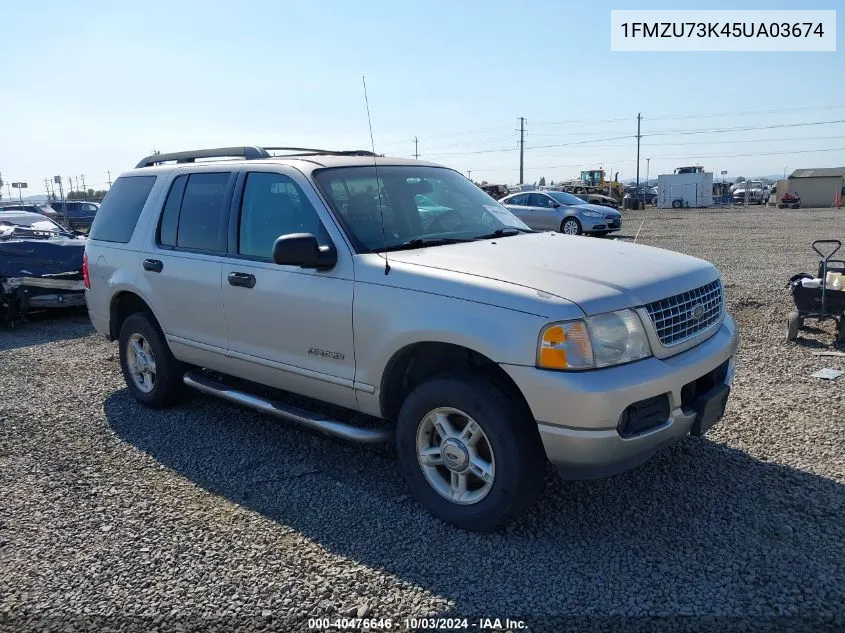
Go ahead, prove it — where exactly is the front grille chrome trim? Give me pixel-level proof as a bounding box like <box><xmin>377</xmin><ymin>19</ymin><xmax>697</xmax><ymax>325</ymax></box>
<box><xmin>644</xmin><ymin>279</ymin><xmax>724</xmax><ymax>347</ymax></box>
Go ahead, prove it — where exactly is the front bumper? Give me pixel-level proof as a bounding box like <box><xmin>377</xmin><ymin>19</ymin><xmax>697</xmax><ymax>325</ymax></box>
<box><xmin>502</xmin><ymin>314</ymin><xmax>739</xmax><ymax>479</ymax></box>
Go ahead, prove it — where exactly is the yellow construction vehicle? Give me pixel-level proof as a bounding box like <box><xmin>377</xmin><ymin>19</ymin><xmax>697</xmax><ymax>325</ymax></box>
<box><xmin>578</xmin><ymin>169</ymin><xmax>625</xmax><ymax>203</ymax></box>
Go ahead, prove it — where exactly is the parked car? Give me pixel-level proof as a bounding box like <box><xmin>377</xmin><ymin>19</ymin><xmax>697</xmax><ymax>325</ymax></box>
<box><xmin>0</xmin><ymin>202</ymin><xmax>58</xmax><ymax>218</ymax></box>
<box><xmin>732</xmin><ymin>181</ymin><xmax>767</xmax><ymax>205</ymax></box>
<box><xmin>573</xmin><ymin>193</ymin><xmax>620</xmax><ymax>209</ymax></box>
<box><xmin>501</xmin><ymin>190</ymin><xmax>622</xmax><ymax>235</ymax></box>
<box><xmin>623</xmin><ymin>188</ymin><xmax>657</xmax><ymax>210</ymax></box>
<box><xmin>49</xmin><ymin>201</ymin><xmax>99</xmax><ymax>232</ymax></box>
<box><xmin>0</xmin><ymin>210</ymin><xmax>86</xmax><ymax>324</ymax></box>
<box><xmin>85</xmin><ymin>146</ymin><xmax>738</xmax><ymax>531</ymax></box>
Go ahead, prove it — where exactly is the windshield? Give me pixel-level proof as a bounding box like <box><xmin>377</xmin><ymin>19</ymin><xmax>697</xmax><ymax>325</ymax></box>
<box><xmin>314</xmin><ymin>166</ymin><xmax>530</xmax><ymax>252</ymax></box>
<box><xmin>547</xmin><ymin>191</ymin><xmax>586</xmax><ymax>206</ymax></box>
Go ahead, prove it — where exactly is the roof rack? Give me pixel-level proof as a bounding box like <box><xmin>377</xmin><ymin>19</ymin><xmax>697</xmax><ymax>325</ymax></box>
<box><xmin>135</xmin><ymin>146</ymin><xmax>379</xmax><ymax>168</ymax></box>
<box><xmin>135</xmin><ymin>146</ymin><xmax>270</xmax><ymax>168</ymax></box>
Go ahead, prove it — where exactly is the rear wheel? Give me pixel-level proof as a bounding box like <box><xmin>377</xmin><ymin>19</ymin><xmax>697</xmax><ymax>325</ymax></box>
<box><xmin>395</xmin><ymin>373</ymin><xmax>546</xmax><ymax>531</ymax></box>
<box><xmin>787</xmin><ymin>311</ymin><xmax>800</xmax><ymax>342</ymax></box>
<box><xmin>119</xmin><ymin>313</ymin><xmax>188</xmax><ymax>408</ymax></box>
<box><xmin>560</xmin><ymin>218</ymin><xmax>582</xmax><ymax>236</ymax></box>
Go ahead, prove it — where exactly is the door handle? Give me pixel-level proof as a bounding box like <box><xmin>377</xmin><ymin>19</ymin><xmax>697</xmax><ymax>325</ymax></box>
<box><xmin>227</xmin><ymin>271</ymin><xmax>256</xmax><ymax>288</ymax></box>
<box><xmin>143</xmin><ymin>259</ymin><xmax>163</xmax><ymax>273</ymax></box>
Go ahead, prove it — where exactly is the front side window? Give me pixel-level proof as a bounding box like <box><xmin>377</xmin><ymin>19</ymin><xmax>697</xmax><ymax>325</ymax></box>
<box><xmin>506</xmin><ymin>193</ymin><xmax>529</xmax><ymax>206</ymax></box>
<box><xmin>528</xmin><ymin>193</ymin><xmax>553</xmax><ymax>208</ymax></box>
<box><xmin>238</xmin><ymin>172</ymin><xmax>329</xmax><ymax>259</ymax></box>
<box><xmin>314</xmin><ymin>166</ymin><xmax>529</xmax><ymax>252</ymax></box>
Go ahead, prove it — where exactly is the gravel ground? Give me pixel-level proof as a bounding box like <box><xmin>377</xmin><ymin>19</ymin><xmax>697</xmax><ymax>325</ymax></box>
<box><xmin>1</xmin><ymin>207</ymin><xmax>844</xmax><ymax>633</ymax></box>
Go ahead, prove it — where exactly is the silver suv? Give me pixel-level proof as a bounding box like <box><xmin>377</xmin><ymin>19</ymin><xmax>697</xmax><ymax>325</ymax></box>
<box><xmin>84</xmin><ymin>146</ymin><xmax>738</xmax><ymax>531</ymax></box>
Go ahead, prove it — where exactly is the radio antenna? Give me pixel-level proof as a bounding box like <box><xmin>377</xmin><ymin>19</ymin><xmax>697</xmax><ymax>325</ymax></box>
<box><xmin>362</xmin><ymin>76</ymin><xmax>390</xmax><ymax>275</ymax></box>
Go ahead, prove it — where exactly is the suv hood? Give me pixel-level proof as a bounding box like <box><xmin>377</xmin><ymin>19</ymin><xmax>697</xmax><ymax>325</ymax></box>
<box><xmin>385</xmin><ymin>232</ymin><xmax>717</xmax><ymax>316</ymax></box>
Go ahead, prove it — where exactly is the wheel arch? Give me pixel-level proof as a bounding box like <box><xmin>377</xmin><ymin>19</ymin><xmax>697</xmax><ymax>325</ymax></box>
<box><xmin>379</xmin><ymin>341</ymin><xmax>533</xmax><ymax>423</ymax></box>
<box><xmin>109</xmin><ymin>290</ymin><xmax>164</xmax><ymax>340</ymax></box>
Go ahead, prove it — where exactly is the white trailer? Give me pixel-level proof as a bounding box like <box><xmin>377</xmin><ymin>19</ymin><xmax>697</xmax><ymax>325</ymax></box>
<box><xmin>657</xmin><ymin>166</ymin><xmax>714</xmax><ymax>208</ymax></box>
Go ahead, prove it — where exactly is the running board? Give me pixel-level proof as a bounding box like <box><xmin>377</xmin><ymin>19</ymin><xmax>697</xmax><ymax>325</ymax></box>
<box><xmin>182</xmin><ymin>370</ymin><xmax>392</xmax><ymax>444</ymax></box>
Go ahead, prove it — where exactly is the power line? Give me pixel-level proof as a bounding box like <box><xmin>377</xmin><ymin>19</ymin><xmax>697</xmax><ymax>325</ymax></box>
<box><xmin>647</xmin><ymin>119</ymin><xmax>845</xmax><ymax>137</ymax></box>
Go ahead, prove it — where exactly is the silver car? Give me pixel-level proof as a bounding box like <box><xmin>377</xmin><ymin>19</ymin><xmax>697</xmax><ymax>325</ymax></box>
<box><xmin>84</xmin><ymin>147</ymin><xmax>736</xmax><ymax>532</ymax></box>
<box><xmin>501</xmin><ymin>191</ymin><xmax>622</xmax><ymax>236</ymax></box>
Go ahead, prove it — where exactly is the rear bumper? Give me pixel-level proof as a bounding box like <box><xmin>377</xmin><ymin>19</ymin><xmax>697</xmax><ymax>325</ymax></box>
<box><xmin>502</xmin><ymin>315</ymin><xmax>739</xmax><ymax>479</ymax></box>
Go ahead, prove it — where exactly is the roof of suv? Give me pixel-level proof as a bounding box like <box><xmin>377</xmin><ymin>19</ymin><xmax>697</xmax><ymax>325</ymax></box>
<box><xmin>122</xmin><ymin>146</ymin><xmax>443</xmax><ymax>179</ymax></box>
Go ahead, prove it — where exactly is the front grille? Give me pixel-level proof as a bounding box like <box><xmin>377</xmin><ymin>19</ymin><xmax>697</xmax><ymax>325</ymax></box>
<box><xmin>645</xmin><ymin>279</ymin><xmax>723</xmax><ymax>346</ymax></box>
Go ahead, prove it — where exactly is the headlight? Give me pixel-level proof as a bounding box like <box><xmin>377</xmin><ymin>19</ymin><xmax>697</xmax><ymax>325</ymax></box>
<box><xmin>537</xmin><ymin>309</ymin><xmax>652</xmax><ymax>370</ymax></box>
<box><xmin>581</xmin><ymin>210</ymin><xmax>603</xmax><ymax>218</ymax></box>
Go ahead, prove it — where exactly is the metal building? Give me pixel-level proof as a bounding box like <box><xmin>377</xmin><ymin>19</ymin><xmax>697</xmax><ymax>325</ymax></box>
<box><xmin>787</xmin><ymin>167</ymin><xmax>845</xmax><ymax>208</ymax></box>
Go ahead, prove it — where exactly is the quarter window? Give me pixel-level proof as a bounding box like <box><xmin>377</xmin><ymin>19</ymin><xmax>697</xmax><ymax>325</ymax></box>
<box><xmin>88</xmin><ymin>176</ymin><xmax>156</xmax><ymax>243</ymax></box>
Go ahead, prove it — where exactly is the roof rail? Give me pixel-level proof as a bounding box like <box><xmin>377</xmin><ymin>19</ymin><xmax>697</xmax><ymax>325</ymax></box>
<box><xmin>135</xmin><ymin>146</ymin><xmax>271</xmax><ymax>168</ymax></box>
<box><xmin>262</xmin><ymin>147</ymin><xmax>379</xmax><ymax>157</ymax></box>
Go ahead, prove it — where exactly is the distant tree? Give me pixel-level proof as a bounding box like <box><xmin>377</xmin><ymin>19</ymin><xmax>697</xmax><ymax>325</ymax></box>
<box><xmin>735</xmin><ymin>177</ymin><xmax>746</xmax><ymax>183</ymax></box>
<box><xmin>481</xmin><ymin>180</ymin><xmax>488</xmax><ymax>186</ymax></box>
<box><xmin>550</xmin><ymin>180</ymin><xmax>555</xmax><ymax>186</ymax></box>
<box><xmin>539</xmin><ymin>176</ymin><xmax>546</xmax><ymax>187</ymax></box>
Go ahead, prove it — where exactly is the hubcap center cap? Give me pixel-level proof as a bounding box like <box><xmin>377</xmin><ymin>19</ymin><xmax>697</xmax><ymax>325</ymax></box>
<box><xmin>440</xmin><ymin>438</ymin><xmax>469</xmax><ymax>472</ymax></box>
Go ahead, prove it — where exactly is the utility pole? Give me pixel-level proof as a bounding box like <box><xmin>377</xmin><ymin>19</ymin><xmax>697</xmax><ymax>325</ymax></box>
<box><xmin>413</xmin><ymin>137</ymin><xmax>419</xmax><ymax>160</ymax></box>
<box><xmin>68</xmin><ymin>176</ymin><xmax>73</xmax><ymax>200</ymax></box>
<box><xmin>80</xmin><ymin>174</ymin><xmax>86</xmax><ymax>196</ymax></box>
<box><xmin>646</xmin><ymin>158</ymin><xmax>650</xmax><ymax>187</ymax></box>
<box><xmin>467</xmin><ymin>170</ymin><xmax>472</xmax><ymax>182</ymax></box>
<box><xmin>635</xmin><ymin>113</ymin><xmax>642</xmax><ymax>195</ymax></box>
<box><xmin>518</xmin><ymin>116</ymin><xmax>526</xmax><ymax>185</ymax></box>
<box><xmin>107</xmin><ymin>170</ymin><xmax>112</xmax><ymax>187</ymax></box>
<box><xmin>43</xmin><ymin>178</ymin><xmax>50</xmax><ymax>201</ymax></box>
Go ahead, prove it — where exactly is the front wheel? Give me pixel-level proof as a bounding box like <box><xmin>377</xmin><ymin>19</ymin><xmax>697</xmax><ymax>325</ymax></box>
<box><xmin>395</xmin><ymin>373</ymin><xmax>546</xmax><ymax>531</ymax></box>
<box><xmin>560</xmin><ymin>217</ymin><xmax>582</xmax><ymax>235</ymax></box>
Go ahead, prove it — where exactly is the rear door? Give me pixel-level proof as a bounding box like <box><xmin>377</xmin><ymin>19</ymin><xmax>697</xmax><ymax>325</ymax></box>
<box><xmin>220</xmin><ymin>167</ymin><xmax>357</xmax><ymax>408</ymax></box>
<box><xmin>503</xmin><ymin>193</ymin><xmax>537</xmax><ymax>228</ymax></box>
<box><xmin>138</xmin><ymin>170</ymin><xmax>233</xmax><ymax>368</ymax></box>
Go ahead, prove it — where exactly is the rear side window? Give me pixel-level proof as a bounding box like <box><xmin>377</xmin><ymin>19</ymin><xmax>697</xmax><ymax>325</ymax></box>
<box><xmin>156</xmin><ymin>172</ymin><xmax>230</xmax><ymax>253</ymax></box>
<box><xmin>88</xmin><ymin>176</ymin><xmax>156</xmax><ymax>243</ymax></box>
<box><xmin>158</xmin><ymin>175</ymin><xmax>187</xmax><ymax>247</ymax></box>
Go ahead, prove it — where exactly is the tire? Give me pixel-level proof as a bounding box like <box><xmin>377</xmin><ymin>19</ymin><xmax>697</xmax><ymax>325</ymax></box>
<box><xmin>787</xmin><ymin>311</ymin><xmax>800</xmax><ymax>342</ymax></box>
<box><xmin>395</xmin><ymin>372</ymin><xmax>546</xmax><ymax>532</ymax></box>
<box><xmin>560</xmin><ymin>217</ymin><xmax>582</xmax><ymax>236</ymax></box>
<box><xmin>118</xmin><ymin>312</ymin><xmax>188</xmax><ymax>408</ymax></box>
<box><xmin>671</xmin><ymin>199</ymin><xmax>683</xmax><ymax>209</ymax></box>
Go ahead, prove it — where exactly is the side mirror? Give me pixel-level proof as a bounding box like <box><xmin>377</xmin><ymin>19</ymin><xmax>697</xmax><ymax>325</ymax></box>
<box><xmin>272</xmin><ymin>233</ymin><xmax>337</xmax><ymax>271</ymax></box>
<box><xmin>551</xmin><ymin>201</ymin><xmax>561</xmax><ymax>208</ymax></box>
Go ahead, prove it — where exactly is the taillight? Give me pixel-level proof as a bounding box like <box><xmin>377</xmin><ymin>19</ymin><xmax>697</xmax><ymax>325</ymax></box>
<box><xmin>82</xmin><ymin>252</ymin><xmax>90</xmax><ymax>289</ymax></box>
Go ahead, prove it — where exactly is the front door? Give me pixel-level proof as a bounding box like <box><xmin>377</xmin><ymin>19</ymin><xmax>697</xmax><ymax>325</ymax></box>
<box><xmin>527</xmin><ymin>193</ymin><xmax>560</xmax><ymax>231</ymax></box>
<box><xmin>220</xmin><ymin>169</ymin><xmax>357</xmax><ymax>409</ymax></box>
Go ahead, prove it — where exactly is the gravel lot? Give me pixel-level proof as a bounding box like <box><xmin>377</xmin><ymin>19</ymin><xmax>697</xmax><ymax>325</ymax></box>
<box><xmin>2</xmin><ymin>207</ymin><xmax>844</xmax><ymax>633</ymax></box>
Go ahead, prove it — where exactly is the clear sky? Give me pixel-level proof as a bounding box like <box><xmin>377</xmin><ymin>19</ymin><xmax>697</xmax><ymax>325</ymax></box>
<box><xmin>1</xmin><ymin>0</ymin><xmax>843</xmax><ymax>196</ymax></box>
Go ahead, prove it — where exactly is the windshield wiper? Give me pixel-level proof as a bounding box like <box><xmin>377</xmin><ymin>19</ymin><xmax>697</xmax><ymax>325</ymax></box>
<box><xmin>377</xmin><ymin>237</ymin><xmax>474</xmax><ymax>253</ymax></box>
<box><xmin>473</xmin><ymin>227</ymin><xmax>535</xmax><ymax>240</ymax></box>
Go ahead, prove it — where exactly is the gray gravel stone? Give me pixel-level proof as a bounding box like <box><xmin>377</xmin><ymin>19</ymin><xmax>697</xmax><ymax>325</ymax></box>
<box><xmin>1</xmin><ymin>208</ymin><xmax>844</xmax><ymax>633</ymax></box>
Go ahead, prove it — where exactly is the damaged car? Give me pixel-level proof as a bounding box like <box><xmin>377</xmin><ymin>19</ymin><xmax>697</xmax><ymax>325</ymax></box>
<box><xmin>0</xmin><ymin>210</ymin><xmax>87</xmax><ymax>325</ymax></box>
